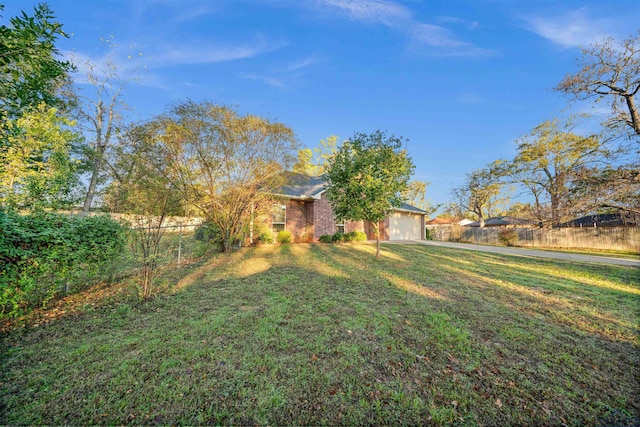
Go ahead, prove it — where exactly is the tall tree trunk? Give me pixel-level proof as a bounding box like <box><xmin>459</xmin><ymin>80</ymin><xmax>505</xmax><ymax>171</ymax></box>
<box><xmin>82</xmin><ymin>152</ymin><xmax>102</xmax><ymax>213</ymax></box>
<box><xmin>625</xmin><ymin>94</ymin><xmax>640</xmax><ymax>136</ymax></box>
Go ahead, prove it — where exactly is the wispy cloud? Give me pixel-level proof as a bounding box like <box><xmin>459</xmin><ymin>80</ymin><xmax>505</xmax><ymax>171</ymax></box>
<box><xmin>522</xmin><ymin>8</ymin><xmax>613</xmax><ymax>48</ymax></box>
<box><xmin>280</xmin><ymin>56</ymin><xmax>318</xmax><ymax>72</ymax></box>
<box><xmin>148</xmin><ymin>38</ymin><xmax>287</xmax><ymax>67</ymax></box>
<box><xmin>64</xmin><ymin>35</ymin><xmax>287</xmax><ymax>90</ymax></box>
<box><xmin>457</xmin><ymin>92</ymin><xmax>484</xmax><ymax>104</ymax></box>
<box><xmin>240</xmin><ymin>73</ymin><xmax>285</xmax><ymax>88</ymax></box>
<box><xmin>317</xmin><ymin>0</ymin><xmax>411</xmax><ymax>25</ymax></box>
<box><xmin>437</xmin><ymin>16</ymin><xmax>480</xmax><ymax>31</ymax></box>
<box><xmin>313</xmin><ymin>0</ymin><xmax>495</xmax><ymax>58</ymax></box>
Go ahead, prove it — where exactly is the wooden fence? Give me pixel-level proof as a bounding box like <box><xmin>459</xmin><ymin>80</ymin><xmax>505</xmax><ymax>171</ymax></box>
<box><xmin>426</xmin><ymin>225</ymin><xmax>640</xmax><ymax>252</ymax></box>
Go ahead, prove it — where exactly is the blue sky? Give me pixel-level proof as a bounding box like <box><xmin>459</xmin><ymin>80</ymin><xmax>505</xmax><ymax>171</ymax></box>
<box><xmin>4</xmin><ymin>0</ymin><xmax>640</xmax><ymax>212</ymax></box>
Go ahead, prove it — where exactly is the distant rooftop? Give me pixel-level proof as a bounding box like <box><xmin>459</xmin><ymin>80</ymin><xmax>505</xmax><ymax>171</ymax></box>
<box><xmin>468</xmin><ymin>216</ymin><xmax>537</xmax><ymax>227</ymax></box>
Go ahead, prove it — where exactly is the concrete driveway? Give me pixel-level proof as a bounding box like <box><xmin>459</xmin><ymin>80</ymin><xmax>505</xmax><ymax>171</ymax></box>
<box><xmin>383</xmin><ymin>240</ymin><xmax>640</xmax><ymax>267</ymax></box>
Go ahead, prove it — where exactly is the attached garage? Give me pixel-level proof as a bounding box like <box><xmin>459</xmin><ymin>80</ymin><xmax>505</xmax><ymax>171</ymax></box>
<box><xmin>388</xmin><ymin>210</ymin><xmax>425</xmax><ymax>241</ymax></box>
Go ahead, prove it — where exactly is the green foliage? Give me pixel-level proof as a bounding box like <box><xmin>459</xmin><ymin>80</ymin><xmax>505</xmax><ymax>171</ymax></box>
<box><xmin>331</xmin><ymin>232</ymin><xmax>345</xmax><ymax>243</ymax></box>
<box><xmin>258</xmin><ymin>229</ymin><xmax>274</xmax><ymax>244</ymax></box>
<box><xmin>276</xmin><ymin>230</ymin><xmax>292</xmax><ymax>244</ymax></box>
<box><xmin>0</xmin><ymin>104</ymin><xmax>81</xmax><ymax>210</ymax></box>
<box><xmin>326</xmin><ymin>131</ymin><xmax>414</xmax><ymax>227</ymax></box>
<box><xmin>351</xmin><ymin>231</ymin><xmax>367</xmax><ymax>242</ymax></box>
<box><xmin>0</xmin><ymin>211</ymin><xmax>127</xmax><ymax>318</ymax></box>
<box><xmin>194</xmin><ymin>221</ymin><xmax>222</xmax><ymax>244</ymax></box>
<box><xmin>325</xmin><ymin>130</ymin><xmax>414</xmax><ymax>256</ymax></box>
<box><xmin>498</xmin><ymin>229</ymin><xmax>519</xmax><ymax>246</ymax></box>
<box><xmin>0</xmin><ymin>3</ymin><xmax>73</xmax><ymax>120</ymax></box>
<box><xmin>320</xmin><ymin>231</ymin><xmax>366</xmax><ymax>243</ymax></box>
<box><xmin>318</xmin><ymin>234</ymin><xmax>333</xmax><ymax>243</ymax></box>
<box><xmin>425</xmin><ymin>228</ymin><xmax>432</xmax><ymax>240</ymax></box>
<box><xmin>342</xmin><ymin>232</ymin><xmax>356</xmax><ymax>242</ymax></box>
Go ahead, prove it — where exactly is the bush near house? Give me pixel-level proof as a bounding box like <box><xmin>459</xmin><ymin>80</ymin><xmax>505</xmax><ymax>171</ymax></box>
<box><xmin>319</xmin><ymin>234</ymin><xmax>333</xmax><ymax>243</ymax></box>
<box><xmin>0</xmin><ymin>211</ymin><xmax>127</xmax><ymax>318</ymax></box>
<box><xmin>321</xmin><ymin>231</ymin><xmax>366</xmax><ymax>243</ymax></box>
<box><xmin>276</xmin><ymin>230</ymin><xmax>293</xmax><ymax>243</ymax></box>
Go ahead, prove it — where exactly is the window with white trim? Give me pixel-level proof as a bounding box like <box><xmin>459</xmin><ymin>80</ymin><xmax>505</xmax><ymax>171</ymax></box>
<box><xmin>272</xmin><ymin>204</ymin><xmax>286</xmax><ymax>232</ymax></box>
<box><xmin>335</xmin><ymin>217</ymin><xmax>345</xmax><ymax>234</ymax></box>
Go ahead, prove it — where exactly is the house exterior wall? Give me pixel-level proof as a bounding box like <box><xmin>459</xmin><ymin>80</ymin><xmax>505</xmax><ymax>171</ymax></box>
<box><xmin>365</xmin><ymin>220</ymin><xmax>388</xmax><ymax>240</ymax></box>
<box><xmin>275</xmin><ymin>194</ymin><xmax>422</xmax><ymax>242</ymax></box>
<box><xmin>283</xmin><ymin>199</ymin><xmax>312</xmax><ymax>242</ymax></box>
<box><xmin>312</xmin><ymin>193</ymin><xmax>338</xmax><ymax>239</ymax></box>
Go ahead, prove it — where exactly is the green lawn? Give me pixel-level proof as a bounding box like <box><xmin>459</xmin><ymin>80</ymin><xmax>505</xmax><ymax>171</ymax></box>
<box><xmin>1</xmin><ymin>243</ymin><xmax>639</xmax><ymax>425</ymax></box>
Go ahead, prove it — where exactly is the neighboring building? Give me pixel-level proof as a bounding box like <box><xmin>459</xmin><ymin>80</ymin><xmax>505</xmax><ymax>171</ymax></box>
<box><xmin>457</xmin><ymin>218</ymin><xmax>474</xmax><ymax>226</ymax></box>
<box><xmin>426</xmin><ymin>217</ymin><xmax>454</xmax><ymax>226</ymax></box>
<box><xmin>559</xmin><ymin>213</ymin><xmax>638</xmax><ymax>227</ymax></box>
<box><xmin>467</xmin><ymin>216</ymin><xmax>537</xmax><ymax>227</ymax></box>
<box><xmin>271</xmin><ymin>173</ymin><xmax>427</xmax><ymax>241</ymax></box>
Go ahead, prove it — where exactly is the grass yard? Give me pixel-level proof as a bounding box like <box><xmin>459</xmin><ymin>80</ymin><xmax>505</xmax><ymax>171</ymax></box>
<box><xmin>1</xmin><ymin>243</ymin><xmax>638</xmax><ymax>425</ymax></box>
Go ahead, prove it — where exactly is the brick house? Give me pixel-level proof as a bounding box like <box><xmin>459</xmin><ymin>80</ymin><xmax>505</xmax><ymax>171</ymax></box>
<box><xmin>270</xmin><ymin>173</ymin><xmax>426</xmax><ymax>242</ymax></box>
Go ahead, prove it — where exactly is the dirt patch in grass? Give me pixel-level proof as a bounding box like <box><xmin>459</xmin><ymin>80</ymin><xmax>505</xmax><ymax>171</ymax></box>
<box><xmin>1</xmin><ymin>243</ymin><xmax>638</xmax><ymax>426</ymax></box>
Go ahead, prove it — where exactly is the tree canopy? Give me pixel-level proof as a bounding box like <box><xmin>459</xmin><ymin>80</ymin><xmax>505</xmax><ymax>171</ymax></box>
<box><xmin>121</xmin><ymin>101</ymin><xmax>298</xmax><ymax>252</ymax></box>
<box><xmin>0</xmin><ymin>3</ymin><xmax>72</xmax><ymax>120</ymax></box>
<box><xmin>557</xmin><ymin>31</ymin><xmax>640</xmax><ymax>138</ymax></box>
<box><xmin>451</xmin><ymin>167</ymin><xmax>502</xmax><ymax>228</ymax></box>
<box><xmin>325</xmin><ymin>130</ymin><xmax>414</xmax><ymax>258</ymax></box>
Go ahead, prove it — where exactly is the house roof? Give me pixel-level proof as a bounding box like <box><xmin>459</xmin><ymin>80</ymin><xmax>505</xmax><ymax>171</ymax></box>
<box><xmin>275</xmin><ymin>173</ymin><xmax>427</xmax><ymax>215</ymax></box>
<box><xmin>468</xmin><ymin>216</ymin><xmax>537</xmax><ymax>227</ymax></box>
<box><xmin>396</xmin><ymin>202</ymin><xmax>427</xmax><ymax>215</ymax></box>
<box><xmin>275</xmin><ymin>173</ymin><xmax>326</xmax><ymax>200</ymax></box>
<box><xmin>427</xmin><ymin>217</ymin><xmax>453</xmax><ymax>225</ymax></box>
<box><xmin>559</xmin><ymin>213</ymin><xmax>638</xmax><ymax>227</ymax></box>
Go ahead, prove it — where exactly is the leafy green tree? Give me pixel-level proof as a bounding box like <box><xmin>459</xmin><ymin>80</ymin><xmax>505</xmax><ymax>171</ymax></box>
<box><xmin>0</xmin><ymin>3</ymin><xmax>72</xmax><ymax>121</ymax></box>
<box><xmin>556</xmin><ymin>31</ymin><xmax>640</xmax><ymax>138</ymax></box>
<box><xmin>0</xmin><ymin>104</ymin><xmax>80</xmax><ymax>210</ymax></box>
<box><xmin>325</xmin><ymin>130</ymin><xmax>414</xmax><ymax>258</ymax></box>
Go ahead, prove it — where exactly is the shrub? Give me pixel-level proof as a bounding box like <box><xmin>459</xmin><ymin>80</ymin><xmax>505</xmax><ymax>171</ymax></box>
<box><xmin>343</xmin><ymin>231</ymin><xmax>356</xmax><ymax>242</ymax></box>
<box><xmin>194</xmin><ymin>221</ymin><xmax>223</xmax><ymax>253</ymax></box>
<box><xmin>331</xmin><ymin>232</ymin><xmax>345</xmax><ymax>243</ymax></box>
<box><xmin>258</xmin><ymin>229</ymin><xmax>274</xmax><ymax>244</ymax></box>
<box><xmin>318</xmin><ymin>234</ymin><xmax>333</xmax><ymax>243</ymax></box>
<box><xmin>498</xmin><ymin>228</ymin><xmax>519</xmax><ymax>246</ymax></box>
<box><xmin>351</xmin><ymin>231</ymin><xmax>367</xmax><ymax>242</ymax></box>
<box><xmin>276</xmin><ymin>230</ymin><xmax>293</xmax><ymax>244</ymax></box>
<box><xmin>425</xmin><ymin>228</ymin><xmax>432</xmax><ymax>240</ymax></box>
<box><xmin>0</xmin><ymin>211</ymin><xmax>127</xmax><ymax>318</ymax></box>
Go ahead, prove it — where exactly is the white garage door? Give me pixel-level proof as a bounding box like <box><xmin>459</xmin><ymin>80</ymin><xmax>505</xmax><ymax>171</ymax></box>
<box><xmin>389</xmin><ymin>212</ymin><xmax>423</xmax><ymax>240</ymax></box>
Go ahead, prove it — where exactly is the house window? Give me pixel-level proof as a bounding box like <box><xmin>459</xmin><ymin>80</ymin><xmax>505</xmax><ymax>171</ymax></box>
<box><xmin>272</xmin><ymin>204</ymin><xmax>286</xmax><ymax>232</ymax></box>
<box><xmin>336</xmin><ymin>217</ymin><xmax>345</xmax><ymax>234</ymax></box>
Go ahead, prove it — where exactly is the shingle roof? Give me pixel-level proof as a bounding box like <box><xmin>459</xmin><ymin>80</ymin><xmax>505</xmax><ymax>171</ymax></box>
<box><xmin>559</xmin><ymin>213</ymin><xmax>638</xmax><ymax>227</ymax></box>
<box><xmin>275</xmin><ymin>173</ymin><xmax>326</xmax><ymax>199</ymax></box>
<box><xmin>468</xmin><ymin>216</ymin><xmax>537</xmax><ymax>227</ymax></box>
<box><xmin>396</xmin><ymin>202</ymin><xmax>427</xmax><ymax>215</ymax></box>
<box><xmin>275</xmin><ymin>173</ymin><xmax>426</xmax><ymax>214</ymax></box>
<box><xmin>427</xmin><ymin>217</ymin><xmax>454</xmax><ymax>225</ymax></box>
